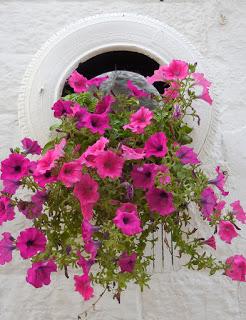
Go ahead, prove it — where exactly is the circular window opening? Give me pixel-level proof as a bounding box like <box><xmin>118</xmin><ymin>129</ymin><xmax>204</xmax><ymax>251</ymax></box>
<box><xmin>62</xmin><ymin>50</ymin><xmax>168</xmax><ymax>96</ymax></box>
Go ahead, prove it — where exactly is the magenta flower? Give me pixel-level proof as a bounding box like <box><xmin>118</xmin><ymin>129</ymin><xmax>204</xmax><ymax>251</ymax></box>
<box><xmin>123</xmin><ymin>106</ymin><xmax>153</xmax><ymax>134</ymax></box>
<box><xmin>33</xmin><ymin>170</ymin><xmax>57</xmax><ymax>187</ymax></box>
<box><xmin>95</xmin><ymin>95</ymin><xmax>115</xmax><ymax>114</ymax></box>
<box><xmin>209</xmin><ymin>166</ymin><xmax>229</xmax><ymax>196</ymax></box>
<box><xmin>0</xmin><ymin>197</ymin><xmax>15</xmax><ymax>225</ymax></box>
<box><xmin>176</xmin><ymin>146</ymin><xmax>200</xmax><ymax>165</ymax></box>
<box><xmin>1</xmin><ymin>153</ymin><xmax>30</xmax><ymax>181</ymax></box>
<box><xmin>32</xmin><ymin>190</ymin><xmax>47</xmax><ymax>206</ymax></box>
<box><xmin>200</xmin><ymin>187</ymin><xmax>217</xmax><ymax>219</ymax></box>
<box><xmin>72</xmin><ymin>104</ymin><xmax>89</xmax><ymax>130</ymax></box>
<box><xmin>146</xmin><ymin>65</ymin><xmax>167</xmax><ymax>84</ymax></box>
<box><xmin>18</xmin><ymin>200</ymin><xmax>43</xmax><ymax>220</ymax></box>
<box><xmin>58</xmin><ymin>161</ymin><xmax>82</xmax><ymax>187</ymax></box>
<box><xmin>203</xmin><ymin>235</ymin><xmax>216</xmax><ymax>250</ymax></box>
<box><xmin>81</xmin><ymin>219</ymin><xmax>99</xmax><ymax>242</ymax></box>
<box><xmin>146</xmin><ymin>187</ymin><xmax>175</xmax><ymax>216</ymax></box>
<box><xmin>95</xmin><ymin>150</ymin><xmax>124</xmax><ymax>179</ymax></box>
<box><xmin>131</xmin><ymin>164</ymin><xmax>158</xmax><ymax>190</ymax></box>
<box><xmin>84</xmin><ymin>240</ymin><xmax>100</xmax><ymax>259</ymax></box>
<box><xmin>218</xmin><ymin>221</ymin><xmax>238</xmax><ymax>244</ymax></box>
<box><xmin>192</xmin><ymin>72</ymin><xmax>213</xmax><ymax>105</ymax></box>
<box><xmin>35</xmin><ymin>138</ymin><xmax>66</xmax><ymax>174</ymax></box>
<box><xmin>144</xmin><ymin>132</ymin><xmax>168</xmax><ymax>158</ymax></box>
<box><xmin>87</xmin><ymin>75</ymin><xmax>108</xmax><ymax>88</ymax></box>
<box><xmin>79</xmin><ymin>137</ymin><xmax>109</xmax><ymax>168</ymax></box>
<box><xmin>51</xmin><ymin>99</ymin><xmax>73</xmax><ymax>118</ymax></box>
<box><xmin>163</xmin><ymin>81</ymin><xmax>180</xmax><ymax>99</ymax></box>
<box><xmin>113</xmin><ymin>204</ymin><xmax>142</xmax><ymax>236</ymax></box>
<box><xmin>26</xmin><ymin>260</ymin><xmax>57</xmax><ymax>288</ymax></box>
<box><xmin>127</xmin><ymin>80</ymin><xmax>149</xmax><ymax>98</ymax></box>
<box><xmin>16</xmin><ymin>227</ymin><xmax>47</xmax><ymax>259</ymax></box>
<box><xmin>68</xmin><ymin>71</ymin><xmax>88</xmax><ymax>93</ymax></box>
<box><xmin>147</xmin><ymin>60</ymin><xmax>188</xmax><ymax>82</ymax></box>
<box><xmin>85</xmin><ymin>113</ymin><xmax>111</xmax><ymax>135</ymax></box>
<box><xmin>74</xmin><ymin>273</ymin><xmax>94</xmax><ymax>301</ymax></box>
<box><xmin>118</xmin><ymin>252</ymin><xmax>137</xmax><ymax>273</ymax></box>
<box><xmin>77</xmin><ymin>251</ymin><xmax>94</xmax><ymax>274</ymax></box>
<box><xmin>231</xmin><ymin>200</ymin><xmax>246</xmax><ymax>224</ymax></box>
<box><xmin>2</xmin><ymin>179</ymin><xmax>20</xmax><ymax>195</ymax></box>
<box><xmin>21</xmin><ymin>138</ymin><xmax>42</xmax><ymax>155</ymax></box>
<box><xmin>0</xmin><ymin>232</ymin><xmax>15</xmax><ymax>265</ymax></box>
<box><xmin>225</xmin><ymin>255</ymin><xmax>246</xmax><ymax>282</ymax></box>
<box><xmin>121</xmin><ymin>145</ymin><xmax>145</xmax><ymax>160</ymax></box>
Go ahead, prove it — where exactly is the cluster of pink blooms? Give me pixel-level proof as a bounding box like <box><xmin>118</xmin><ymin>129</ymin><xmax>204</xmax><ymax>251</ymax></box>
<box><xmin>0</xmin><ymin>59</ymin><xmax>246</xmax><ymax>303</ymax></box>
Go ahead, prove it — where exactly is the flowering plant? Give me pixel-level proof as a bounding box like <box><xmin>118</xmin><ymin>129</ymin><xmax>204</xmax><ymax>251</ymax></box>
<box><xmin>1</xmin><ymin>60</ymin><xmax>246</xmax><ymax>312</ymax></box>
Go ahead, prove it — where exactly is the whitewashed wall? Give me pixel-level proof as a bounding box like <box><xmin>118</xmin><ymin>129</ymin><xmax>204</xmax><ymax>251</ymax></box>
<box><xmin>0</xmin><ymin>0</ymin><xmax>246</xmax><ymax>319</ymax></box>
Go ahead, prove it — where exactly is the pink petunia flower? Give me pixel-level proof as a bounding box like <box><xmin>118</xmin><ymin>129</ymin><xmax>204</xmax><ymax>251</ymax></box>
<box><xmin>200</xmin><ymin>187</ymin><xmax>217</xmax><ymax>219</ymax></box>
<box><xmin>121</xmin><ymin>145</ymin><xmax>145</xmax><ymax>160</ymax></box>
<box><xmin>95</xmin><ymin>150</ymin><xmax>124</xmax><ymax>179</ymax></box>
<box><xmin>192</xmin><ymin>72</ymin><xmax>213</xmax><ymax>105</ymax></box>
<box><xmin>146</xmin><ymin>187</ymin><xmax>175</xmax><ymax>216</ymax></box>
<box><xmin>123</xmin><ymin>106</ymin><xmax>153</xmax><ymax>134</ymax></box>
<box><xmin>26</xmin><ymin>260</ymin><xmax>57</xmax><ymax>288</ymax></box>
<box><xmin>84</xmin><ymin>240</ymin><xmax>100</xmax><ymax>260</ymax></box>
<box><xmin>144</xmin><ymin>132</ymin><xmax>168</xmax><ymax>158</ymax></box>
<box><xmin>79</xmin><ymin>137</ymin><xmax>109</xmax><ymax>168</ymax></box>
<box><xmin>74</xmin><ymin>273</ymin><xmax>94</xmax><ymax>301</ymax></box>
<box><xmin>77</xmin><ymin>251</ymin><xmax>94</xmax><ymax>274</ymax></box>
<box><xmin>163</xmin><ymin>81</ymin><xmax>180</xmax><ymax>99</ymax></box>
<box><xmin>131</xmin><ymin>164</ymin><xmax>158</xmax><ymax>190</ymax></box>
<box><xmin>113</xmin><ymin>205</ymin><xmax>142</xmax><ymax>236</ymax></box>
<box><xmin>35</xmin><ymin>138</ymin><xmax>66</xmax><ymax>174</ymax></box>
<box><xmin>176</xmin><ymin>146</ymin><xmax>200</xmax><ymax>165</ymax></box>
<box><xmin>72</xmin><ymin>104</ymin><xmax>89</xmax><ymax>130</ymax></box>
<box><xmin>51</xmin><ymin>100</ymin><xmax>73</xmax><ymax>118</ymax></box>
<box><xmin>68</xmin><ymin>71</ymin><xmax>88</xmax><ymax>93</ymax></box>
<box><xmin>127</xmin><ymin>80</ymin><xmax>149</xmax><ymax>98</ymax></box>
<box><xmin>16</xmin><ymin>227</ymin><xmax>47</xmax><ymax>259</ymax></box>
<box><xmin>58</xmin><ymin>161</ymin><xmax>82</xmax><ymax>187</ymax></box>
<box><xmin>81</xmin><ymin>219</ymin><xmax>99</xmax><ymax>242</ymax></box>
<box><xmin>0</xmin><ymin>232</ymin><xmax>15</xmax><ymax>265</ymax></box>
<box><xmin>95</xmin><ymin>95</ymin><xmax>115</xmax><ymax>114</ymax></box>
<box><xmin>118</xmin><ymin>252</ymin><xmax>137</xmax><ymax>273</ymax></box>
<box><xmin>18</xmin><ymin>200</ymin><xmax>43</xmax><ymax>220</ymax></box>
<box><xmin>87</xmin><ymin>75</ymin><xmax>109</xmax><ymax>88</ymax></box>
<box><xmin>209</xmin><ymin>166</ymin><xmax>229</xmax><ymax>196</ymax></box>
<box><xmin>225</xmin><ymin>255</ymin><xmax>246</xmax><ymax>282</ymax></box>
<box><xmin>231</xmin><ymin>200</ymin><xmax>246</xmax><ymax>224</ymax></box>
<box><xmin>2</xmin><ymin>179</ymin><xmax>20</xmax><ymax>195</ymax></box>
<box><xmin>0</xmin><ymin>197</ymin><xmax>15</xmax><ymax>225</ymax></box>
<box><xmin>203</xmin><ymin>235</ymin><xmax>216</xmax><ymax>250</ymax></box>
<box><xmin>32</xmin><ymin>190</ymin><xmax>47</xmax><ymax>206</ymax></box>
<box><xmin>218</xmin><ymin>220</ymin><xmax>238</xmax><ymax>244</ymax></box>
<box><xmin>33</xmin><ymin>170</ymin><xmax>57</xmax><ymax>187</ymax></box>
<box><xmin>21</xmin><ymin>138</ymin><xmax>42</xmax><ymax>155</ymax></box>
<box><xmin>1</xmin><ymin>153</ymin><xmax>30</xmax><ymax>181</ymax></box>
<box><xmin>85</xmin><ymin>113</ymin><xmax>111</xmax><ymax>135</ymax></box>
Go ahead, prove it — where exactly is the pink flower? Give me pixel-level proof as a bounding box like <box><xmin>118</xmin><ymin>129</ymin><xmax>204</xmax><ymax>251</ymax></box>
<box><xmin>117</xmin><ymin>202</ymin><xmax>138</xmax><ymax>215</ymax></box>
<box><xmin>33</xmin><ymin>170</ymin><xmax>57</xmax><ymax>187</ymax></box>
<box><xmin>77</xmin><ymin>251</ymin><xmax>94</xmax><ymax>274</ymax></box>
<box><xmin>1</xmin><ymin>153</ymin><xmax>30</xmax><ymax>181</ymax></box>
<box><xmin>18</xmin><ymin>200</ymin><xmax>43</xmax><ymax>219</ymax></box>
<box><xmin>218</xmin><ymin>221</ymin><xmax>238</xmax><ymax>244</ymax></box>
<box><xmin>35</xmin><ymin>138</ymin><xmax>66</xmax><ymax>174</ymax></box>
<box><xmin>85</xmin><ymin>113</ymin><xmax>111</xmax><ymax>135</ymax></box>
<box><xmin>21</xmin><ymin>138</ymin><xmax>42</xmax><ymax>155</ymax></box>
<box><xmin>118</xmin><ymin>252</ymin><xmax>137</xmax><ymax>273</ymax></box>
<box><xmin>2</xmin><ymin>179</ymin><xmax>20</xmax><ymax>195</ymax></box>
<box><xmin>127</xmin><ymin>80</ymin><xmax>149</xmax><ymax>98</ymax></box>
<box><xmin>225</xmin><ymin>255</ymin><xmax>246</xmax><ymax>282</ymax></box>
<box><xmin>203</xmin><ymin>235</ymin><xmax>216</xmax><ymax>250</ymax></box>
<box><xmin>113</xmin><ymin>205</ymin><xmax>142</xmax><ymax>236</ymax></box>
<box><xmin>74</xmin><ymin>273</ymin><xmax>94</xmax><ymax>301</ymax></box>
<box><xmin>163</xmin><ymin>81</ymin><xmax>180</xmax><ymax>99</ymax></box>
<box><xmin>121</xmin><ymin>145</ymin><xmax>145</xmax><ymax>160</ymax></box>
<box><xmin>26</xmin><ymin>260</ymin><xmax>57</xmax><ymax>288</ymax></box>
<box><xmin>16</xmin><ymin>227</ymin><xmax>47</xmax><ymax>259</ymax></box>
<box><xmin>58</xmin><ymin>161</ymin><xmax>82</xmax><ymax>187</ymax></box>
<box><xmin>200</xmin><ymin>187</ymin><xmax>217</xmax><ymax>219</ymax></box>
<box><xmin>131</xmin><ymin>164</ymin><xmax>158</xmax><ymax>190</ymax></box>
<box><xmin>192</xmin><ymin>72</ymin><xmax>213</xmax><ymax>105</ymax></box>
<box><xmin>79</xmin><ymin>137</ymin><xmax>109</xmax><ymax>168</ymax></box>
<box><xmin>72</xmin><ymin>104</ymin><xmax>89</xmax><ymax>130</ymax></box>
<box><xmin>95</xmin><ymin>95</ymin><xmax>115</xmax><ymax>114</ymax></box>
<box><xmin>176</xmin><ymin>146</ymin><xmax>200</xmax><ymax>165</ymax></box>
<box><xmin>123</xmin><ymin>106</ymin><xmax>153</xmax><ymax>134</ymax></box>
<box><xmin>84</xmin><ymin>240</ymin><xmax>100</xmax><ymax>259</ymax></box>
<box><xmin>0</xmin><ymin>197</ymin><xmax>15</xmax><ymax>225</ymax></box>
<box><xmin>81</xmin><ymin>219</ymin><xmax>99</xmax><ymax>242</ymax></box>
<box><xmin>146</xmin><ymin>65</ymin><xmax>168</xmax><ymax>84</ymax></box>
<box><xmin>147</xmin><ymin>60</ymin><xmax>189</xmax><ymax>82</ymax></box>
<box><xmin>95</xmin><ymin>151</ymin><xmax>124</xmax><ymax>179</ymax></box>
<box><xmin>32</xmin><ymin>190</ymin><xmax>47</xmax><ymax>206</ymax></box>
<box><xmin>144</xmin><ymin>132</ymin><xmax>168</xmax><ymax>158</ymax></box>
<box><xmin>68</xmin><ymin>71</ymin><xmax>88</xmax><ymax>93</ymax></box>
<box><xmin>209</xmin><ymin>166</ymin><xmax>229</xmax><ymax>196</ymax></box>
<box><xmin>51</xmin><ymin>100</ymin><xmax>73</xmax><ymax>118</ymax></box>
<box><xmin>231</xmin><ymin>200</ymin><xmax>246</xmax><ymax>224</ymax></box>
<box><xmin>146</xmin><ymin>187</ymin><xmax>175</xmax><ymax>216</ymax></box>
<box><xmin>0</xmin><ymin>232</ymin><xmax>15</xmax><ymax>265</ymax></box>
<box><xmin>87</xmin><ymin>75</ymin><xmax>108</xmax><ymax>88</ymax></box>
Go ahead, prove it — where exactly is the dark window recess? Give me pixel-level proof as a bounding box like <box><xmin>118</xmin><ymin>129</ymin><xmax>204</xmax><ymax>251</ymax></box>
<box><xmin>63</xmin><ymin>51</ymin><xmax>169</xmax><ymax>95</ymax></box>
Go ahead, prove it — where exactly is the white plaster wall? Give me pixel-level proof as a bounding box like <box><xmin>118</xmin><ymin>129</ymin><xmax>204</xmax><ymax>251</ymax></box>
<box><xmin>0</xmin><ymin>0</ymin><xmax>246</xmax><ymax>319</ymax></box>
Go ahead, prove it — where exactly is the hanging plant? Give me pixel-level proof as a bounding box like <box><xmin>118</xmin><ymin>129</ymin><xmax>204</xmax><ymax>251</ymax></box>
<box><xmin>0</xmin><ymin>60</ymin><xmax>245</xmax><ymax>315</ymax></box>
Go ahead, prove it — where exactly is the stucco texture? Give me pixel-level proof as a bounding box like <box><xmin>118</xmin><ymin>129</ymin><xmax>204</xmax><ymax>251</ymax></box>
<box><xmin>0</xmin><ymin>0</ymin><xmax>246</xmax><ymax>319</ymax></box>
